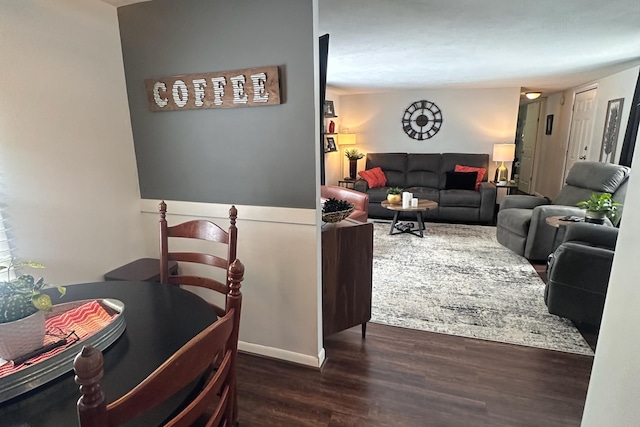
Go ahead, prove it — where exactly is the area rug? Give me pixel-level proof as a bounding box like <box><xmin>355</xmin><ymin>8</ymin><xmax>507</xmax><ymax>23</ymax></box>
<box><xmin>371</xmin><ymin>222</ymin><xmax>594</xmax><ymax>355</ymax></box>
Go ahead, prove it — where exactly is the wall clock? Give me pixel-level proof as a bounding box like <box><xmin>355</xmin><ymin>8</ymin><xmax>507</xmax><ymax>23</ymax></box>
<box><xmin>401</xmin><ymin>100</ymin><xmax>443</xmax><ymax>140</ymax></box>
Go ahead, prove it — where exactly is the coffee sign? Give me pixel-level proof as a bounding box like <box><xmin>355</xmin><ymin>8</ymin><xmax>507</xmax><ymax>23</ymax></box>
<box><xmin>145</xmin><ymin>65</ymin><xmax>280</xmax><ymax>111</ymax></box>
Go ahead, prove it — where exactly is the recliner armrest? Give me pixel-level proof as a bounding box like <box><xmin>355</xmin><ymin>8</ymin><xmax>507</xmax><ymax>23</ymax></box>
<box><xmin>523</xmin><ymin>205</ymin><xmax>586</xmax><ymax>260</ymax></box>
<box><xmin>499</xmin><ymin>195</ymin><xmax>549</xmax><ymax>211</ymax></box>
<box><xmin>563</xmin><ymin>222</ymin><xmax>618</xmax><ymax>250</ymax></box>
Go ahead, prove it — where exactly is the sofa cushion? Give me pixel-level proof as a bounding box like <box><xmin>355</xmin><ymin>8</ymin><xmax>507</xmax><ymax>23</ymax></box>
<box><xmin>440</xmin><ymin>189</ymin><xmax>481</xmax><ymax>208</ymax></box>
<box><xmin>496</xmin><ymin>208</ymin><xmax>533</xmax><ymax>237</ymax></box>
<box><xmin>440</xmin><ymin>153</ymin><xmax>490</xmax><ymax>189</ymax></box>
<box><xmin>445</xmin><ymin>171</ymin><xmax>478</xmax><ymax>190</ymax></box>
<box><xmin>406</xmin><ymin>154</ymin><xmax>441</xmax><ymax>188</ymax></box>
<box><xmin>404</xmin><ymin>187</ymin><xmax>440</xmax><ymax>203</ymax></box>
<box><xmin>367</xmin><ymin>186</ymin><xmax>391</xmax><ymax>203</ymax></box>
<box><xmin>365</xmin><ymin>153</ymin><xmax>407</xmax><ymax>187</ymax></box>
<box><xmin>455</xmin><ymin>164</ymin><xmax>486</xmax><ymax>190</ymax></box>
<box><xmin>358</xmin><ymin>167</ymin><xmax>387</xmax><ymax>188</ymax></box>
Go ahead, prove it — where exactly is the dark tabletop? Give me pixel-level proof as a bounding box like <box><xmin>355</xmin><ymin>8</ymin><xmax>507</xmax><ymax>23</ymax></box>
<box><xmin>0</xmin><ymin>281</ymin><xmax>217</xmax><ymax>427</ymax></box>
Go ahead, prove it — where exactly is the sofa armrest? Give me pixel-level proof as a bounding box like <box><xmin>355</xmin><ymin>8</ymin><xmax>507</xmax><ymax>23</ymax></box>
<box><xmin>478</xmin><ymin>182</ymin><xmax>497</xmax><ymax>223</ymax></box>
<box><xmin>563</xmin><ymin>222</ymin><xmax>618</xmax><ymax>250</ymax></box>
<box><xmin>321</xmin><ymin>185</ymin><xmax>369</xmax><ymax>212</ymax></box>
<box><xmin>499</xmin><ymin>195</ymin><xmax>549</xmax><ymax>211</ymax></box>
<box><xmin>353</xmin><ymin>179</ymin><xmax>369</xmax><ymax>193</ymax></box>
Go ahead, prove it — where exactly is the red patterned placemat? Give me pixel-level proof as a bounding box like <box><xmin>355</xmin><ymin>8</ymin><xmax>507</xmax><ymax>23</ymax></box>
<box><xmin>0</xmin><ymin>300</ymin><xmax>115</xmax><ymax>377</ymax></box>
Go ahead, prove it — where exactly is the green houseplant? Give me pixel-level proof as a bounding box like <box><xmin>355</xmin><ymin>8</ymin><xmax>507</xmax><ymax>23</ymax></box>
<box><xmin>344</xmin><ymin>149</ymin><xmax>365</xmax><ymax>180</ymax></box>
<box><xmin>0</xmin><ymin>260</ymin><xmax>65</xmax><ymax>360</ymax></box>
<box><xmin>386</xmin><ymin>187</ymin><xmax>403</xmax><ymax>204</ymax></box>
<box><xmin>577</xmin><ymin>192</ymin><xmax>622</xmax><ymax>225</ymax></box>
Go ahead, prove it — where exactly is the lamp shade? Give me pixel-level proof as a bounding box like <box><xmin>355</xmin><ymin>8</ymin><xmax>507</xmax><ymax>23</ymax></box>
<box><xmin>492</xmin><ymin>143</ymin><xmax>515</xmax><ymax>162</ymax></box>
<box><xmin>525</xmin><ymin>92</ymin><xmax>541</xmax><ymax>100</ymax></box>
<box><xmin>338</xmin><ymin>133</ymin><xmax>356</xmax><ymax>145</ymax></box>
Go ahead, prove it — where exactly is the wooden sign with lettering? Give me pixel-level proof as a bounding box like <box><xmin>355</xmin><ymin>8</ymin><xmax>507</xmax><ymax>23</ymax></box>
<box><xmin>145</xmin><ymin>65</ymin><xmax>280</xmax><ymax>111</ymax></box>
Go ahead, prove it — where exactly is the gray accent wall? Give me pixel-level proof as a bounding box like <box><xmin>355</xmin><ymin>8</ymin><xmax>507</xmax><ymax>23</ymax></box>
<box><xmin>118</xmin><ymin>0</ymin><xmax>316</xmax><ymax>208</ymax></box>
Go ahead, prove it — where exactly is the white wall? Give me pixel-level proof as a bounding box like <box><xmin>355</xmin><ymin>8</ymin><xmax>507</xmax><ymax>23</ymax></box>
<box><xmin>582</xmin><ymin>131</ymin><xmax>640</xmax><ymax>425</ymax></box>
<box><xmin>0</xmin><ymin>0</ymin><xmax>145</xmax><ymax>283</ymax></box>
<box><xmin>533</xmin><ymin>65</ymin><xmax>639</xmax><ymax>199</ymax></box>
<box><xmin>588</xmin><ymin>66</ymin><xmax>639</xmax><ymax>164</ymax></box>
<box><xmin>337</xmin><ymin>87</ymin><xmax>521</xmax><ymax>177</ymax></box>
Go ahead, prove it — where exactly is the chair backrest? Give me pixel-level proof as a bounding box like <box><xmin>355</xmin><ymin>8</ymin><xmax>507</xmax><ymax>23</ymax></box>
<box><xmin>75</xmin><ymin>261</ymin><xmax>243</xmax><ymax>426</ymax></box>
<box><xmin>159</xmin><ymin>201</ymin><xmax>238</xmax><ymax>317</ymax></box>
<box><xmin>553</xmin><ymin>162</ymin><xmax>631</xmax><ymax>207</ymax></box>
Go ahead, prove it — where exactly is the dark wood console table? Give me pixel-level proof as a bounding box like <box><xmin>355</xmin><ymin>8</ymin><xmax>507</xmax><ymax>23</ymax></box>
<box><xmin>322</xmin><ymin>219</ymin><xmax>373</xmax><ymax>339</ymax></box>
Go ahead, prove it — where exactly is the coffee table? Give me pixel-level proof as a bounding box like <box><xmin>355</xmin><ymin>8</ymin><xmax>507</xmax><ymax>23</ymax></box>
<box><xmin>381</xmin><ymin>199</ymin><xmax>438</xmax><ymax>237</ymax></box>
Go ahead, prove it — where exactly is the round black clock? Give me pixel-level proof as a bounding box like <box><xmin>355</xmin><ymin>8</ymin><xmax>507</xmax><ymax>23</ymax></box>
<box><xmin>401</xmin><ymin>100</ymin><xmax>443</xmax><ymax>140</ymax></box>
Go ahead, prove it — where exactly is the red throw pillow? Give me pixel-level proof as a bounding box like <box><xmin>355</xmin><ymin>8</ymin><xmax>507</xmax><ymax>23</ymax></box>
<box><xmin>358</xmin><ymin>167</ymin><xmax>387</xmax><ymax>188</ymax></box>
<box><xmin>454</xmin><ymin>164</ymin><xmax>486</xmax><ymax>191</ymax></box>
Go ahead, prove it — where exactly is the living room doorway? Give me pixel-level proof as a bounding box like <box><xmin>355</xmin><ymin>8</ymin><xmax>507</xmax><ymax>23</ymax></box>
<box><xmin>517</xmin><ymin>101</ymin><xmax>541</xmax><ymax>194</ymax></box>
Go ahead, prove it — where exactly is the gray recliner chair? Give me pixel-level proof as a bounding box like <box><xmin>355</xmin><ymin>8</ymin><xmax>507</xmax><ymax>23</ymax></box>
<box><xmin>544</xmin><ymin>222</ymin><xmax>618</xmax><ymax>327</ymax></box>
<box><xmin>496</xmin><ymin>162</ymin><xmax>630</xmax><ymax>261</ymax></box>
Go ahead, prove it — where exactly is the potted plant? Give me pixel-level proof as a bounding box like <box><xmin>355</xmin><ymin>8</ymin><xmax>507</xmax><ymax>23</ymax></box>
<box><xmin>344</xmin><ymin>149</ymin><xmax>365</xmax><ymax>179</ymax></box>
<box><xmin>0</xmin><ymin>260</ymin><xmax>65</xmax><ymax>360</ymax></box>
<box><xmin>386</xmin><ymin>187</ymin><xmax>403</xmax><ymax>204</ymax></box>
<box><xmin>577</xmin><ymin>192</ymin><xmax>622</xmax><ymax>225</ymax></box>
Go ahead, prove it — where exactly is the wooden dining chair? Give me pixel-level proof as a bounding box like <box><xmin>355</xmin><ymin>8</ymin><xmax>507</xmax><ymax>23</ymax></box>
<box><xmin>159</xmin><ymin>201</ymin><xmax>238</xmax><ymax>318</ymax></box>
<box><xmin>74</xmin><ymin>259</ymin><xmax>244</xmax><ymax>427</ymax></box>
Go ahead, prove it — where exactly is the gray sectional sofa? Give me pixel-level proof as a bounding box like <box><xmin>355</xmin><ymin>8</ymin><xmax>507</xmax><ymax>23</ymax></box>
<box><xmin>353</xmin><ymin>152</ymin><xmax>496</xmax><ymax>224</ymax></box>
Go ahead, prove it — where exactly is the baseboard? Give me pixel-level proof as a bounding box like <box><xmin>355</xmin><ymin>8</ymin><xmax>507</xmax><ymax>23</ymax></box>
<box><xmin>239</xmin><ymin>341</ymin><xmax>325</xmax><ymax>368</ymax></box>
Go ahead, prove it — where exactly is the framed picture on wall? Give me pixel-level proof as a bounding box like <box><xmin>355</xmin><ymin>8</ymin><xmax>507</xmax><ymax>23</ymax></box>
<box><xmin>325</xmin><ymin>137</ymin><xmax>337</xmax><ymax>152</ymax></box>
<box><xmin>545</xmin><ymin>114</ymin><xmax>554</xmax><ymax>135</ymax></box>
<box><xmin>324</xmin><ymin>100</ymin><xmax>336</xmax><ymax>117</ymax></box>
<box><xmin>599</xmin><ymin>98</ymin><xmax>624</xmax><ymax>163</ymax></box>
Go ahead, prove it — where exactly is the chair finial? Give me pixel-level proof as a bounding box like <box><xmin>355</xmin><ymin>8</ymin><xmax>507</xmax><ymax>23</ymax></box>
<box><xmin>74</xmin><ymin>345</ymin><xmax>106</xmax><ymax>417</ymax></box>
<box><xmin>229</xmin><ymin>205</ymin><xmax>237</xmax><ymax>226</ymax></box>
<box><xmin>228</xmin><ymin>259</ymin><xmax>244</xmax><ymax>296</ymax></box>
<box><xmin>159</xmin><ymin>200</ymin><xmax>167</xmax><ymax>220</ymax></box>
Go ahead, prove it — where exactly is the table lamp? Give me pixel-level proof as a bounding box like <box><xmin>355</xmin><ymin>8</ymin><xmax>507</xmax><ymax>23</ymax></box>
<box><xmin>492</xmin><ymin>143</ymin><xmax>515</xmax><ymax>184</ymax></box>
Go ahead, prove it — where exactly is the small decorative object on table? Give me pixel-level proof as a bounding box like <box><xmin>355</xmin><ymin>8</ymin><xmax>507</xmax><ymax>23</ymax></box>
<box><xmin>386</xmin><ymin>187</ymin><xmax>403</xmax><ymax>204</ymax></box>
<box><xmin>577</xmin><ymin>192</ymin><xmax>622</xmax><ymax>225</ymax></box>
<box><xmin>345</xmin><ymin>149</ymin><xmax>365</xmax><ymax>179</ymax></box>
<box><xmin>322</xmin><ymin>198</ymin><xmax>354</xmax><ymax>223</ymax></box>
<box><xmin>0</xmin><ymin>260</ymin><xmax>65</xmax><ymax>360</ymax></box>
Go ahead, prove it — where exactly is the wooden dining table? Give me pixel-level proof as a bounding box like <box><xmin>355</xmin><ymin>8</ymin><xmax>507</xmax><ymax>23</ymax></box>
<box><xmin>0</xmin><ymin>280</ymin><xmax>218</xmax><ymax>427</ymax></box>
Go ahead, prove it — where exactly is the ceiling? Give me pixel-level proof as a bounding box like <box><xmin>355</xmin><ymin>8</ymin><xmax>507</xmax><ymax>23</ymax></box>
<box><xmin>102</xmin><ymin>0</ymin><xmax>640</xmax><ymax>96</ymax></box>
<box><xmin>319</xmin><ymin>0</ymin><xmax>640</xmax><ymax>95</ymax></box>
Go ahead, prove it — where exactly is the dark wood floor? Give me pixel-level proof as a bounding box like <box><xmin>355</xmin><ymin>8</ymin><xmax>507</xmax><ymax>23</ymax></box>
<box><xmin>236</xmin><ymin>323</ymin><xmax>593</xmax><ymax>426</ymax></box>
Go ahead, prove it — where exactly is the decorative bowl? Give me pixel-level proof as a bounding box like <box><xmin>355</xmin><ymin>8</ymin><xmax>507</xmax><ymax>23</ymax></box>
<box><xmin>322</xmin><ymin>205</ymin><xmax>355</xmax><ymax>223</ymax></box>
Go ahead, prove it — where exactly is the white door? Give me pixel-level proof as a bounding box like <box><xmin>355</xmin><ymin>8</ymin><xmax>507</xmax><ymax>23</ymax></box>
<box><xmin>564</xmin><ymin>88</ymin><xmax>597</xmax><ymax>180</ymax></box>
<box><xmin>518</xmin><ymin>102</ymin><xmax>541</xmax><ymax>194</ymax></box>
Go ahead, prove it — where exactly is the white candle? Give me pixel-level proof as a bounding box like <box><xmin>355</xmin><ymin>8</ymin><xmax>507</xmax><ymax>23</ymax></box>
<box><xmin>402</xmin><ymin>192</ymin><xmax>411</xmax><ymax>208</ymax></box>
<box><xmin>411</xmin><ymin>198</ymin><xmax>418</xmax><ymax>207</ymax></box>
